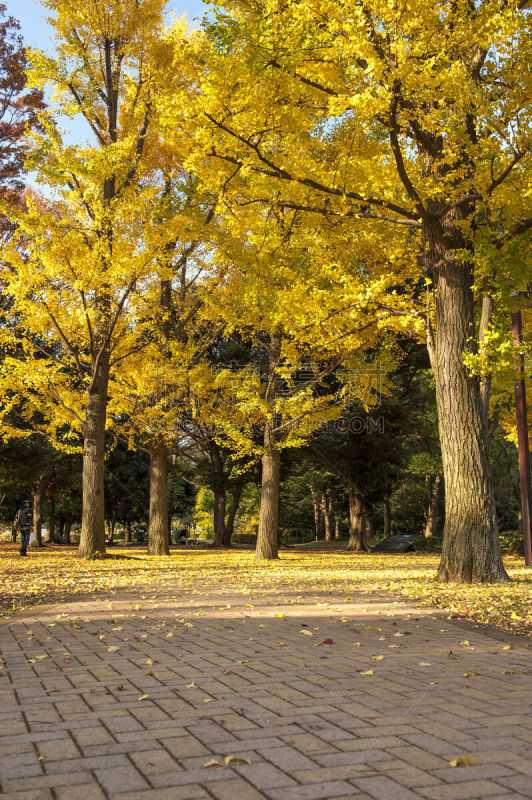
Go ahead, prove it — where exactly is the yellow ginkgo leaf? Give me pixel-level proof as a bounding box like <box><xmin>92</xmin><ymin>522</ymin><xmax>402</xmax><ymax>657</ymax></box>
<box><xmin>449</xmin><ymin>756</ymin><xmax>475</xmax><ymax>768</ymax></box>
<box><xmin>224</xmin><ymin>755</ymin><xmax>252</xmax><ymax>766</ymax></box>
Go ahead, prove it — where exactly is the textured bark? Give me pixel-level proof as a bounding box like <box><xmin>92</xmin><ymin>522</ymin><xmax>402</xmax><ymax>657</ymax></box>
<box><xmin>334</xmin><ymin>517</ymin><xmax>340</xmax><ymax>540</ymax></box>
<box><xmin>256</xmin><ymin>331</ymin><xmax>282</xmax><ymax>560</ymax></box>
<box><xmin>346</xmin><ymin>487</ymin><xmax>369</xmax><ymax>551</ymax></box>
<box><xmin>256</xmin><ymin>440</ymin><xmax>281</xmax><ymax>559</ymax></box>
<box><xmin>424</xmin><ymin>473</ymin><xmax>443</xmax><ymax>538</ymax></box>
<box><xmin>124</xmin><ymin>517</ymin><xmax>132</xmax><ymax>543</ymax></box>
<box><xmin>323</xmin><ymin>494</ymin><xmax>333</xmax><ymax>541</ymax></box>
<box><xmin>147</xmin><ymin>441</ymin><xmax>169</xmax><ymax>556</ymax></box>
<box><xmin>429</xmin><ymin>241</ymin><xmax>508</xmax><ymax>582</ymax></box>
<box><xmin>79</xmin><ymin>351</ymin><xmax>109</xmax><ymax>558</ymax></box>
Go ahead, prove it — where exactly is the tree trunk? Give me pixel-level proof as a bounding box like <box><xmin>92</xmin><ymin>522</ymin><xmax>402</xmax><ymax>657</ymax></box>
<box><xmin>256</xmin><ymin>438</ymin><xmax>281</xmax><ymax>559</ymax></box>
<box><xmin>223</xmin><ymin>479</ymin><xmax>244</xmax><ymax>547</ymax></box>
<box><xmin>147</xmin><ymin>441</ymin><xmax>169</xmax><ymax>556</ymax></box>
<box><xmin>335</xmin><ymin>517</ymin><xmax>340</xmax><ymax>540</ymax></box>
<box><xmin>33</xmin><ymin>474</ymin><xmax>50</xmax><ymax>547</ymax></box>
<box><xmin>346</xmin><ymin>487</ymin><xmax>369</xmax><ymax>552</ymax></box>
<box><xmin>365</xmin><ymin>510</ymin><xmax>375</xmax><ymax>548</ymax></box>
<box><xmin>79</xmin><ymin>352</ymin><xmax>109</xmax><ymax>558</ymax></box>
<box><xmin>425</xmin><ymin>473</ymin><xmax>443</xmax><ymax>538</ymax></box>
<box><xmin>256</xmin><ymin>331</ymin><xmax>282</xmax><ymax>560</ymax></box>
<box><xmin>428</xmin><ymin>242</ymin><xmax>508</xmax><ymax>582</ymax></box>
<box><xmin>44</xmin><ymin>488</ymin><xmax>55</xmax><ymax>543</ymax></box>
<box><xmin>310</xmin><ymin>487</ymin><xmax>320</xmax><ymax>541</ymax></box>
<box><xmin>64</xmin><ymin>512</ymin><xmax>72</xmax><ymax>545</ymax></box>
<box><xmin>124</xmin><ymin>516</ymin><xmax>132</xmax><ymax>543</ymax></box>
<box><xmin>57</xmin><ymin>514</ymin><xmax>65</xmax><ymax>541</ymax></box>
<box><xmin>107</xmin><ymin>509</ymin><xmax>117</xmax><ymax>546</ymax></box>
<box><xmin>383</xmin><ymin>493</ymin><xmax>391</xmax><ymax>537</ymax></box>
<box><xmin>213</xmin><ymin>481</ymin><xmax>227</xmax><ymax>547</ymax></box>
<box><xmin>323</xmin><ymin>494</ymin><xmax>333</xmax><ymax>541</ymax></box>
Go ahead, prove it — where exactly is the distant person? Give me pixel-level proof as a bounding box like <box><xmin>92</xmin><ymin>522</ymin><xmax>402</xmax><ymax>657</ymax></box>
<box><xmin>17</xmin><ymin>499</ymin><xmax>33</xmax><ymax>556</ymax></box>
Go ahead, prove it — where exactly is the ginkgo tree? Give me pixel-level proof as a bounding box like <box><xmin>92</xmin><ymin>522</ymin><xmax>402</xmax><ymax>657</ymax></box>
<box><xmin>190</xmin><ymin>197</ymin><xmax>414</xmax><ymax>559</ymax></box>
<box><xmin>188</xmin><ymin>0</ymin><xmax>532</xmax><ymax>581</ymax></box>
<box><xmin>0</xmin><ymin>0</ymin><xmax>182</xmax><ymax>558</ymax></box>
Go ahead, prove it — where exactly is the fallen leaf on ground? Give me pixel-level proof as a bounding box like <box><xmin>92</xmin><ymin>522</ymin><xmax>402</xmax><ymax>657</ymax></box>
<box><xmin>449</xmin><ymin>756</ymin><xmax>475</xmax><ymax>768</ymax></box>
<box><xmin>224</xmin><ymin>755</ymin><xmax>252</xmax><ymax>766</ymax></box>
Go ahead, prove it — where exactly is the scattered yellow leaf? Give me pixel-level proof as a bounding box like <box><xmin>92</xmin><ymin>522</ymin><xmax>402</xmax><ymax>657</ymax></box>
<box><xmin>449</xmin><ymin>756</ymin><xmax>475</xmax><ymax>768</ymax></box>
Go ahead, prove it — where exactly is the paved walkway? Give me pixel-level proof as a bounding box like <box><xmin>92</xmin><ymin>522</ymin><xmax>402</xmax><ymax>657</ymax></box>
<box><xmin>1</xmin><ymin>583</ymin><xmax>532</xmax><ymax>800</ymax></box>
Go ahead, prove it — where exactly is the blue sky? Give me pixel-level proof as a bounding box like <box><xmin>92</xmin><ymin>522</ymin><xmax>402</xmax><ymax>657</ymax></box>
<box><xmin>10</xmin><ymin>0</ymin><xmax>210</xmax><ymax>151</ymax></box>
<box><xmin>12</xmin><ymin>0</ymin><xmax>209</xmax><ymax>50</ymax></box>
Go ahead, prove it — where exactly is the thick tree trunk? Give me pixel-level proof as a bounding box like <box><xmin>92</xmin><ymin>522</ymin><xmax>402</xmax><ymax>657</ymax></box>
<box><xmin>429</xmin><ymin>245</ymin><xmax>508</xmax><ymax>582</ymax></box>
<box><xmin>124</xmin><ymin>516</ymin><xmax>132</xmax><ymax>544</ymax></box>
<box><xmin>424</xmin><ymin>473</ymin><xmax>443</xmax><ymax>538</ymax></box>
<box><xmin>147</xmin><ymin>441</ymin><xmax>169</xmax><ymax>556</ymax></box>
<box><xmin>57</xmin><ymin>514</ymin><xmax>65</xmax><ymax>541</ymax></box>
<box><xmin>256</xmin><ymin>437</ymin><xmax>281</xmax><ymax>559</ymax></box>
<box><xmin>79</xmin><ymin>352</ymin><xmax>109</xmax><ymax>558</ymax></box>
<box><xmin>256</xmin><ymin>331</ymin><xmax>282</xmax><ymax>561</ymax></box>
<box><xmin>347</xmin><ymin>487</ymin><xmax>369</xmax><ymax>552</ymax></box>
<box><xmin>222</xmin><ymin>479</ymin><xmax>244</xmax><ymax>547</ymax></box>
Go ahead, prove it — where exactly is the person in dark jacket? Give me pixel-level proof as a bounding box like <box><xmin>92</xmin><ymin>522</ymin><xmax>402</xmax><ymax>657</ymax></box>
<box><xmin>17</xmin><ymin>500</ymin><xmax>33</xmax><ymax>556</ymax></box>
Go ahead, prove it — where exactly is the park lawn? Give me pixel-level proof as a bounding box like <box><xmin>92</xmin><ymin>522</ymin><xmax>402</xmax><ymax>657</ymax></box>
<box><xmin>0</xmin><ymin>545</ymin><xmax>530</xmax><ymax>637</ymax></box>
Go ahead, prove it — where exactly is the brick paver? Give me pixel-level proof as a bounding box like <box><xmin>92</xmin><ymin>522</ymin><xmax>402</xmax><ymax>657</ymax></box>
<box><xmin>1</xmin><ymin>571</ymin><xmax>532</xmax><ymax>799</ymax></box>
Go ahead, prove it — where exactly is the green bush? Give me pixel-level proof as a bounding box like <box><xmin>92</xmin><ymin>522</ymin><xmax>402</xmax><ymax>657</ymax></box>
<box><xmin>413</xmin><ymin>533</ymin><xmax>443</xmax><ymax>553</ymax></box>
<box><xmin>499</xmin><ymin>530</ymin><xmax>525</xmax><ymax>556</ymax></box>
<box><xmin>232</xmin><ymin>533</ymin><xmax>257</xmax><ymax>545</ymax></box>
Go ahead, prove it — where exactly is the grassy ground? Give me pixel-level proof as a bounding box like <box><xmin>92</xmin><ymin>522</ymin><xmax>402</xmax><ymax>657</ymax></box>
<box><xmin>1</xmin><ymin>544</ymin><xmax>530</xmax><ymax>637</ymax></box>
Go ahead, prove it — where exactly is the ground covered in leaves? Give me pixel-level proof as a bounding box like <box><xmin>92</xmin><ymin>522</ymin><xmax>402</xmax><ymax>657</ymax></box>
<box><xmin>0</xmin><ymin>545</ymin><xmax>530</xmax><ymax>637</ymax></box>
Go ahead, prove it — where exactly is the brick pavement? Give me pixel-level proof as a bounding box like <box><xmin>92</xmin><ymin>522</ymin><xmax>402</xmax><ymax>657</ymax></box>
<box><xmin>1</xmin><ymin>579</ymin><xmax>532</xmax><ymax>800</ymax></box>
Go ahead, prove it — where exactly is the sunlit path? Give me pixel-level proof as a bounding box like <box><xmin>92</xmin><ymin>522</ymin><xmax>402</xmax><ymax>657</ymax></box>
<box><xmin>1</xmin><ymin>558</ymin><xmax>531</xmax><ymax>799</ymax></box>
